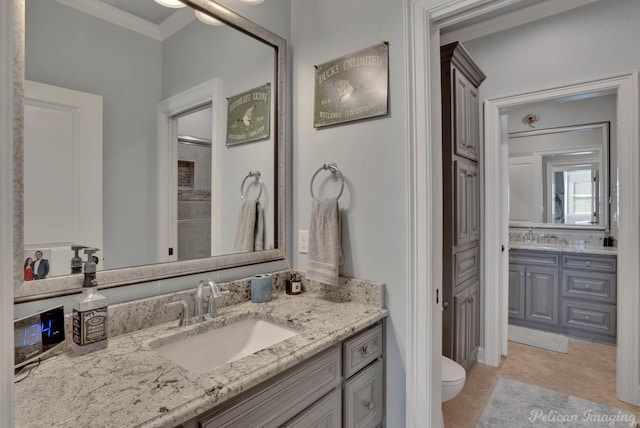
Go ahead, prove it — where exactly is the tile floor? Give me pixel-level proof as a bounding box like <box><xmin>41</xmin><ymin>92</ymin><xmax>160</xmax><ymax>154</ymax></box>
<box><xmin>443</xmin><ymin>338</ymin><xmax>640</xmax><ymax>427</ymax></box>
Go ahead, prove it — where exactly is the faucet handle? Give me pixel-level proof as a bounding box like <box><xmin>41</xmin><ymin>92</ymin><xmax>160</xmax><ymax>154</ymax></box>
<box><xmin>165</xmin><ymin>300</ymin><xmax>192</xmax><ymax>327</ymax></box>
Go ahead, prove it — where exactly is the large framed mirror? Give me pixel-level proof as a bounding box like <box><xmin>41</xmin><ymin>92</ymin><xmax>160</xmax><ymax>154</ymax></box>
<box><xmin>15</xmin><ymin>0</ymin><xmax>286</xmax><ymax>301</ymax></box>
<box><xmin>508</xmin><ymin>122</ymin><xmax>610</xmax><ymax>230</ymax></box>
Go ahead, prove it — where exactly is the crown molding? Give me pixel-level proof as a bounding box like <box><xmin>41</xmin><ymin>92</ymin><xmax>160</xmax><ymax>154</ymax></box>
<box><xmin>440</xmin><ymin>0</ymin><xmax>600</xmax><ymax>44</ymax></box>
<box><xmin>56</xmin><ymin>0</ymin><xmax>195</xmax><ymax>41</ymax></box>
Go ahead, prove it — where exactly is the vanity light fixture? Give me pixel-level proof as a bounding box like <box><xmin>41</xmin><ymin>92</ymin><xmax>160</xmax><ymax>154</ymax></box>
<box><xmin>195</xmin><ymin>10</ymin><xmax>224</xmax><ymax>25</ymax></box>
<box><xmin>153</xmin><ymin>0</ymin><xmax>186</xmax><ymax>8</ymax></box>
<box><xmin>238</xmin><ymin>0</ymin><xmax>265</xmax><ymax>4</ymax></box>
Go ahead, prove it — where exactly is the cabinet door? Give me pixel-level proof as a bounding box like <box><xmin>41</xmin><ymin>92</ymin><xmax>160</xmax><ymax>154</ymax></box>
<box><xmin>453</xmin><ymin>69</ymin><xmax>469</xmax><ymax>158</ymax></box>
<box><xmin>467</xmin><ymin>85</ymin><xmax>479</xmax><ymax>161</ymax></box>
<box><xmin>467</xmin><ymin>162</ymin><xmax>480</xmax><ymax>242</ymax></box>
<box><xmin>285</xmin><ymin>388</ymin><xmax>342</xmax><ymax>428</ymax></box>
<box><xmin>343</xmin><ymin>359</ymin><xmax>384</xmax><ymax>428</ymax></box>
<box><xmin>454</xmin><ymin>158</ymin><xmax>479</xmax><ymax>246</ymax></box>
<box><xmin>454</xmin><ymin>160</ymin><xmax>470</xmax><ymax>245</ymax></box>
<box><xmin>508</xmin><ymin>265</ymin><xmax>526</xmax><ymax>320</ymax></box>
<box><xmin>453</xmin><ymin>287</ymin><xmax>469</xmax><ymax>369</ymax></box>
<box><xmin>468</xmin><ymin>280</ymin><xmax>480</xmax><ymax>367</ymax></box>
<box><xmin>525</xmin><ymin>267</ymin><xmax>559</xmax><ymax>325</ymax></box>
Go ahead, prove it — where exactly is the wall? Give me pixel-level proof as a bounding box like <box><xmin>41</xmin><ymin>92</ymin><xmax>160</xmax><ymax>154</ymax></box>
<box><xmin>290</xmin><ymin>1</ymin><xmax>408</xmax><ymax>425</ymax></box>
<box><xmin>25</xmin><ymin>0</ymin><xmax>162</xmax><ymax>269</ymax></box>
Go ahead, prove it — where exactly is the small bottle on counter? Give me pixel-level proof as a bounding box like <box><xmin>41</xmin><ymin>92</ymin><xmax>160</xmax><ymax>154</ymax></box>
<box><xmin>71</xmin><ymin>248</ymin><xmax>108</xmax><ymax>355</ymax></box>
<box><xmin>286</xmin><ymin>273</ymin><xmax>302</xmax><ymax>295</ymax></box>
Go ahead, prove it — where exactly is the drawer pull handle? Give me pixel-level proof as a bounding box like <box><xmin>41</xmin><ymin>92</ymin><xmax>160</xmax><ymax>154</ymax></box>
<box><xmin>585</xmin><ymin>283</ymin><xmax>590</xmax><ymax>288</ymax></box>
<box><xmin>361</xmin><ymin>345</ymin><xmax>370</xmax><ymax>355</ymax></box>
<box><xmin>585</xmin><ymin>315</ymin><xmax>590</xmax><ymax>320</ymax></box>
<box><xmin>364</xmin><ymin>400</ymin><xmax>375</xmax><ymax>411</ymax></box>
<box><xmin>585</xmin><ymin>261</ymin><xmax>591</xmax><ymax>266</ymax></box>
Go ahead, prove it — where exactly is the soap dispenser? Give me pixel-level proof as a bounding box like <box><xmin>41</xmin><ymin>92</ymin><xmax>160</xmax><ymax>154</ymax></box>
<box><xmin>71</xmin><ymin>247</ymin><xmax>108</xmax><ymax>355</ymax></box>
<box><xmin>70</xmin><ymin>245</ymin><xmax>87</xmax><ymax>274</ymax></box>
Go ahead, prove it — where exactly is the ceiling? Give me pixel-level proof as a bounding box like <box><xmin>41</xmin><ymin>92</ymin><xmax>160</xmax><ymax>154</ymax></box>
<box><xmin>99</xmin><ymin>0</ymin><xmax>175</xmax><ymax>25</ymax></box>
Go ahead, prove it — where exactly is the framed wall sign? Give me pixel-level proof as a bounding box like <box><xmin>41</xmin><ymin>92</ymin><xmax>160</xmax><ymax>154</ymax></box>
<box><xmin>314</xmin><ymin>42</ymin><xmax>389</xmax><ymax>128</ymax></box>
<box><xmin>226</xmin><ymin>83</ymin><xmax>271</xmax><ymax>146</ymax></box>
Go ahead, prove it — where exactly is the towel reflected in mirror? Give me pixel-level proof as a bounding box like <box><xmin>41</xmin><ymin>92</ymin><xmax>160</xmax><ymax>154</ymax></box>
<box><xmin>234</xmin><ymin>199</ymin><xmax>264</xmax><ymax>252</ymax></box>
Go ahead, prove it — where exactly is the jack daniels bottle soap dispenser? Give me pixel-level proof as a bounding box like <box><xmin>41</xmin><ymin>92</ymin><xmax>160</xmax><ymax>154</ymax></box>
<box><xmin>71</xmin><ymin>248</ymin><xmax>108</xmax><ymax>355</ymax></box>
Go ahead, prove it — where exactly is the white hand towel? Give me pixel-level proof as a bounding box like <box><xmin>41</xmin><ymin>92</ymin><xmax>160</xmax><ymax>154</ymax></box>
<box><xmin>307</xmin><ymin>197</ymin><xmax>343</xmax><ymax>286</ymax></box>
<box><xmin>234</xmin><ymin>199</ymin><xmax>264</xmax><ymax>252</ymax></box>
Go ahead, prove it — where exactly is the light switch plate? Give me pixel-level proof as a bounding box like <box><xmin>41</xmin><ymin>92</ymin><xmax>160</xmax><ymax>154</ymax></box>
<box><xmin>298</xmin><ymin>230</ymin><xmax>309</xmax><ymax>253</ymax></box>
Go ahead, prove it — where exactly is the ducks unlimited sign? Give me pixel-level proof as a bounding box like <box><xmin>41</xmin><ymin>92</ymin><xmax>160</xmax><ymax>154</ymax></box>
<box><xmin>314</xmin><ymin>42</ymin><xmax>389</xmax><ymax>128</ymax></box>
<box><xmin>226</xmin><ymin>83</ymin><xmax>271</xmax><ymax>146</ymax></box>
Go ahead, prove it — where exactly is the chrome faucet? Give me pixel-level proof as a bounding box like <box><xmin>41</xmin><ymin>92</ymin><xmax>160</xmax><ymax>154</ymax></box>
<box><xmin>165</xmin><ymin>279</ymin><xmax>230</xmax><ymax>327</ymax></box>
<box><xmin>198</xmin><ymin>279</ymin><xmax>229</xmax><ymax>321</ymax></box>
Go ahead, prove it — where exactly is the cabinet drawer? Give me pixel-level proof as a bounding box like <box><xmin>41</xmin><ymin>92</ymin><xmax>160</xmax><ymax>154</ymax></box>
<box><xmin>343</xmin><ymin>359</ymin><xmax>384</xmax><ymax>428</ymax></box>
<box><xmin>561</xmin><ymin>300</ymin><xmax>616</xmax><ymax>336</ymax></box>
<box><xmin>200</xmin><ymin>346</ymin><xmax>341</xmax><ymax>428</ymax></box>
<box><xmin>562</xmin><ymin>270</ymin><xmax>616</xmax><ymax>303</ymax></box>
<box><xmin>343</xmin><ymin>324</ymin><xmax>383</xmax><ymax>379</ymax></box>
<box><xmin>510</xmin><ymin>250</ymin><xmax>559</xmax><ymax>267</ymax></box>
<box><xmin>562</xmin><ymin>254</ymin><xmax>616</xmax><ymax>272</ymax></box>
<box><xmin>284</xmin><ymin>388</ymin><xmax>342</xmax><ymax>428</ymax></box>
<box><xmin>454</xmin><ymin>246</ymin><xmax>478</xmax><ymax>286</ymax></box>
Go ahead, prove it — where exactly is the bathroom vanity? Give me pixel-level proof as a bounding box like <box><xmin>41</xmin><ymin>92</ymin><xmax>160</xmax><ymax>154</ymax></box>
<box><xmin>509</xmin><ymin>245</ymin><xmax>617</xmax><ymax>344</ymax></box>
<box><xmin>14</xmin><ymin>276</ymin><xmax>388</xmax><ymax>427</ymax></box>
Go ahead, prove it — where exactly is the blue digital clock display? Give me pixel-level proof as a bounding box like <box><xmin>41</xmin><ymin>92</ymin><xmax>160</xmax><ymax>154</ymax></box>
<box><xmin>14</xmin><ymin>306</ymin><xmax>65</xmax><ymax>368</ymax></box>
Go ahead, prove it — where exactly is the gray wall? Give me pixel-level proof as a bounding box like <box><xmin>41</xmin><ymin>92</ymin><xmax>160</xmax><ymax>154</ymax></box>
<box><xmin>290</xmin><ymin>1</ymin><xmax>408</xmax><ymax>425</ymax></box>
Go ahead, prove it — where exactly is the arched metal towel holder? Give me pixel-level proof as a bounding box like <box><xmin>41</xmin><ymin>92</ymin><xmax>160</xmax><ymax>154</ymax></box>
<box><xmin>240</xmin><ymin>170</ymin><xmax>263</xmax><ymax>200</ymax></box>
<box><xmin>310</xmin><ymin>162</ymin><xmax>344</xmax><ymax>199</ymax></box>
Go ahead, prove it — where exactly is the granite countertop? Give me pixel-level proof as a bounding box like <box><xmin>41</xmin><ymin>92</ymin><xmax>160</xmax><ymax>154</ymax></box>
<box><xmin>14</xmin><ymin>293</ymin><xmax>388</xmax><ymax>428</ymax></box>
<box><xmin>509</xmin><ymin>242</ymin><xmax>618</xmax><ymax>255</ymax></box>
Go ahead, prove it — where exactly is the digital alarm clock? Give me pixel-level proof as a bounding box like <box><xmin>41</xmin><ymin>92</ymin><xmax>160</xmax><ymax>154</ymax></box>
<box><xmin>14</xmin><ymin>305</ymin><xmax>65</xmax><ymax>369</ymax></box>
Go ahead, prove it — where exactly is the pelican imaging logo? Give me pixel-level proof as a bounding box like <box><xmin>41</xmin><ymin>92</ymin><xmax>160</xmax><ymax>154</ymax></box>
<box><xmin>226</xmin><ymin>83</ymin><xmax>271</xmax><ymax>146</ymax></box>
<box><xmin>313</xmin><ymin>42</ymin><xmax>389</xmax><ymax>128</ymax></box>
<box><xmin>529</xmin><ymin>408</ymin><xmax>637</xmax><ymax>426</ymax></box>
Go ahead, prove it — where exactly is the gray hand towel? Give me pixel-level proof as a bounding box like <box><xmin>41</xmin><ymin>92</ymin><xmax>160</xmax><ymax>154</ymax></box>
<box><xmin>307</xmin><ymin>197</ymin><xmax>343</xmax><ymax>286</ymax></box>
<box><xmin>234</xmin><ymin>199</ymin><xmax>264</xmax><ymax>252</ymax></box>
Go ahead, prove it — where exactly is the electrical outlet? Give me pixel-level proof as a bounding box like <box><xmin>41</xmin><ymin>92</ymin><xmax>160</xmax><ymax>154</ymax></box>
<box><xmin>298</xmin><ymin>230</ymin><xmax>309</xmax><ymax>254</ymax></box>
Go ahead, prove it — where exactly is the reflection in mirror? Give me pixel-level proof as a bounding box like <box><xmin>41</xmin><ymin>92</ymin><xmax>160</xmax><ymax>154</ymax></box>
<box><xmin>508</xmin><ymin>122</ymin><xmax>609</xmax><ymax>229</ymax></box>
<box><xmin>16</xmin><ymin>0</ymin><xmax>286</xmax><ymax>300</ymax></box>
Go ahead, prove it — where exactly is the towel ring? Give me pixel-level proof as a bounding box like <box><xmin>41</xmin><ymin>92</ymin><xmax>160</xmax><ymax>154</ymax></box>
<box><xmin>240</xmin><ymin>171</ymin><xmax>263</xmax><ymax>200</ymax></box>
<box><xmin>310</xmin><ymin>162</ymin><xmax>344</xmax><ymax>199</ymax></box>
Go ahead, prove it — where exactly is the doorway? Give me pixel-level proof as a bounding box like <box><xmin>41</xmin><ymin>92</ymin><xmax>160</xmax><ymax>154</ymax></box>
<box><xmin>484</xmin><ymin>72</ymin><xmax>639</xmax><ymax>405</ymax></box>
<box><xmin>407</xmin><ymin>2</ymin><xmax>640</xmax><ymax>426</ymax></box>
<box><xmin>176</xmin><ymin>105</ymin><xmax>214</xmax><ymax>261</ymax></box>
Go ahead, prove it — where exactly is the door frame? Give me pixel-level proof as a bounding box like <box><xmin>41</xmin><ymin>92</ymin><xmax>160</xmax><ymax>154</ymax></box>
<box><xmin>484</xmin><ymin>71</ymin><xmax>640</xmax><ymax>405</ymax></box>
<box><xmin>157</xmin><ymin>78</ymin><xmax>222</xmax><ymax>263</ymax></box>
<box><xmin>408</xmin><ymin>1</ymin><xmax>640</xmax><ymax>426</ymax></box>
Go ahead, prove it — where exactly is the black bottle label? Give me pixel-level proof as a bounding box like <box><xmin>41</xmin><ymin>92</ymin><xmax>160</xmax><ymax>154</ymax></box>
<box><xmin>72</xmin><ymin>307</ymin><xmax>108</xmax><ymax>346</ymax></box>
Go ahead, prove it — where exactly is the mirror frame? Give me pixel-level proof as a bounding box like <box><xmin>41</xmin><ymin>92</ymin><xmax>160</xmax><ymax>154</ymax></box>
<box><xmin>508</xmin><ymin>121</ymin><xmax>610</xmax><ymax>231</ymax></box>
<box><xmin>14</xmin><ymin>0</ymin><xmax>287</xmax><ymax>302</ymax></box>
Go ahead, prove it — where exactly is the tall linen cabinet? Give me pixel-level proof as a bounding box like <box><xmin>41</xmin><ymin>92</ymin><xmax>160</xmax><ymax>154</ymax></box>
<box><xmin>441</xmin><ymin>42</ymin><xmax>486</xmax><ymax>372</ymax></box>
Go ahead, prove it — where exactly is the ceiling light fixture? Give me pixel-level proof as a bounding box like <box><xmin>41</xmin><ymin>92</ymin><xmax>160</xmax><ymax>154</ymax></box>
<box><xmin>238</xmin><ymin>0</ymin><xmax>264</xmax><ymax>4</ymax></box>
<box><xmin>153</xmin><ymin>0</ymin><xmax>186</xmax><ymax>8</ymax></box>
<box><xmin>195</xmin><ymin>10</ymin><xmax>223</xmax><ymax>26</ymax></box>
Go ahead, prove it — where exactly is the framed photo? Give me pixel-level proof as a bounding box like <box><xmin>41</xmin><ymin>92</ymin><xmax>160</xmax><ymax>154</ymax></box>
<box><xmin>226</xmin><ymin>83</ymin><xmax>271</xmax><ymax>146</ymax></box>
<box><xmin>314</xmin><ymin>42</ymin><xmax>389</xmax><ymax>128</ymax></box>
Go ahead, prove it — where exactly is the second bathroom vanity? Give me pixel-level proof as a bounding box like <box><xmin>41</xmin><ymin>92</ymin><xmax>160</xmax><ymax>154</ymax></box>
<box><xmin>509</xmin><ymin>244</ymin><xmax>617</xmax><ymax>344</ymax></box>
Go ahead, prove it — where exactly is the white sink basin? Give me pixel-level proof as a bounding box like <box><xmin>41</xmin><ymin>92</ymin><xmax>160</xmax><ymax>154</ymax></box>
<box><xmin>152</xmin><ymin>319</ymin><xmax>298</xmax><ymax>373</ymax></box>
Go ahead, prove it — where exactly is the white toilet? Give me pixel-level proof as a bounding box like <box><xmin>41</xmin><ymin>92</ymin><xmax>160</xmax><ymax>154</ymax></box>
<box><xmin>441</xmin><ymin>355</ymin><xmax>466</xmax><ymax>402</ymax></box>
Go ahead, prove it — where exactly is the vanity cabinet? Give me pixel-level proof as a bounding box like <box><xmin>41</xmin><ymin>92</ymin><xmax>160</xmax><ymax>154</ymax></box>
<box><xmin>190</xmin><ymin>322</ymin><xmax>385</xmax><ymax>428</ymax></box>
<box><xmin>509</xmin><ymin>250</ymin><xmax>560</xmax><ymax>327</ymax></box>
<box><xmin>509</xmin><ymin>249</ymin><xmax>617</xmax><ymax>344</ymax></box>
<box><xmin>441</xmin><ymin>41</ymin><xmax>485</xmax><ymax>371</ymax></box>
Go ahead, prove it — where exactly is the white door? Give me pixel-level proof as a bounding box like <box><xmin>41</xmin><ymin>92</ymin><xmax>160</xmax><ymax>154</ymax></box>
<box><xmin>24</xmin><ymin>80</ymin><xmax>103</xmax><ymax>277</ymax></box>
